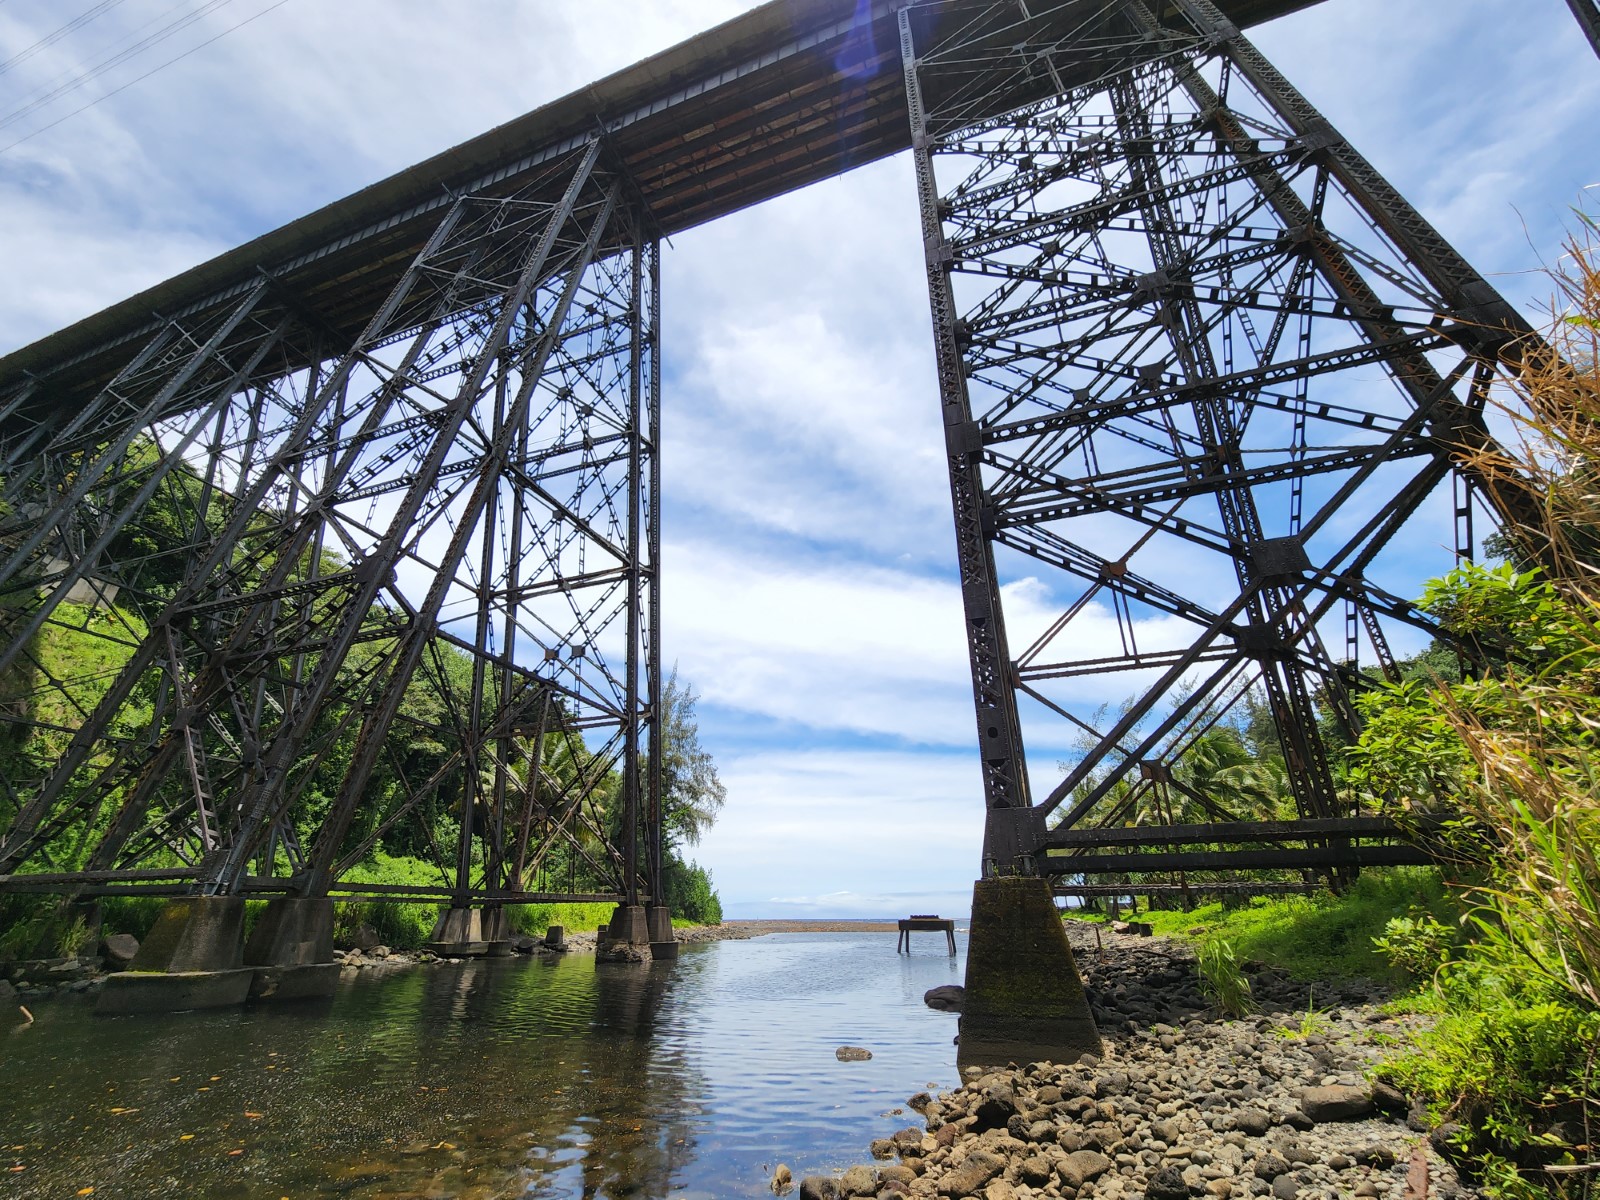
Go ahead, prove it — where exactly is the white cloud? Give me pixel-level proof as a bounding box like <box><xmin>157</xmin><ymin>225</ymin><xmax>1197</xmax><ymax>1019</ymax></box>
<box><xmin>693</xmin><ymin>747</ymin><xmax>984</xmax><ymax>918</ymax></box>
<box><xmin>2</xmin><ymin>0</ymin><xmax>1594</xmax><ymax>916</ymax></box>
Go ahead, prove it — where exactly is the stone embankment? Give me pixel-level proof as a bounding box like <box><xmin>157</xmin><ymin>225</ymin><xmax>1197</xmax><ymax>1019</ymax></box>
<box><xmin>777</xmin><ymin>926</ymin><xmax>1476</xmax><ymax>1200</ymax></box>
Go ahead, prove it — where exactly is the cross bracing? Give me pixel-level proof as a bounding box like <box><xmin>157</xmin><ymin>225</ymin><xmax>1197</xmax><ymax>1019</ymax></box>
<box><xmin>901</xmin><ymin>0</ymin><xmax>1538</xmax><ymax>892</ymax></box>
<box><xmin>0</xmin><ymin>0</ymin><xmax>1548</xmax><ymax>910</ymax></box>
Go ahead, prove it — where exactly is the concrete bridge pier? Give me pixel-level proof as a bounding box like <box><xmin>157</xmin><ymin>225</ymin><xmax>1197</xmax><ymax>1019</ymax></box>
<box><xmin>957</xmin><ymin>876</ymin><xmax>1101</xmax><ymax>1071</ymax></box>
<box><xmin>606</xmin><ymin>903</ymin><xmax>649</xmax><ymax>946</ymax></box>
<box><xmin>245</xmin><ymin>896</ymin><xmax>339</xmax><ymax>1000</ymax></box>
<box><xmin>96</xmin><ymin>896</ymin><xmax>254</xmax><ymax>1014</ymax></box>
<box><xmin>426</xmin><ymin>905</ymin><xmax>513</xmax><ymax>957</ymax></box>
<box><xmin>646</xmin><ymin>904</ymin><xmax>678</xmax><ymax>960</ymax></box>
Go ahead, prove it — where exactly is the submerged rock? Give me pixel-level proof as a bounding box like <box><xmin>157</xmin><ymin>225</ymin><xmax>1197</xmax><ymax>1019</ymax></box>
<box><xmin>835</xmin><ymin>1046</ymin><xmax>872</xmax><ymax>1062</ymax></box>
<box><xmin>923</xmin><ymin>984</ymin><xmax>965</xmax><ymax>1012</ymax></box>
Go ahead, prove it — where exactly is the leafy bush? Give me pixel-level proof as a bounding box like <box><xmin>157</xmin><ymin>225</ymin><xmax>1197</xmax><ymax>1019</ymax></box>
<box><xmin>1381</xmin><ymin>965</ymin><xmax>1598</xmax><ymax>1189</ymax></box>
<box><xmin>1372</xmin><ymin>912</ymin><xmax>1457</xmax><ymax>982</ymax></box>
<box><xmin>1135</xmin><ymin>868</ymin><xmax>1451</xmax><ymax>981</ymax></box>
<box><xmin>1196</xmin><ymin>937</ymin><xmax>1255</xmax><ymax>1017</ymax></box>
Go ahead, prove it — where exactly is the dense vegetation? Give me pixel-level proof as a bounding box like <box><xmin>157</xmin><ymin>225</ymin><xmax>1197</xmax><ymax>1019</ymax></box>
<box><xmin>1080</xmin><ymin>220</ymin><xmax>1600</xmax><ymax>1199</ymax></box>
<box><xmin>0</xmin><ymin>465</ymin><xmax>728</xmax><ymax>953</ymax></box>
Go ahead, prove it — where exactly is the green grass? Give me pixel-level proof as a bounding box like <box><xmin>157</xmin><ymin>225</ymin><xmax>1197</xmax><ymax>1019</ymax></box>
<box><xmin>1069</xmin><ymin>867</ymin><xmax>1455</xmax><ymax>981</ymax></box>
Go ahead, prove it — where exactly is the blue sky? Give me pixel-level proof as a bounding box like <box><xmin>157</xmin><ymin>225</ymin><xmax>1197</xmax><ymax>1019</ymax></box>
<box><xmin>1</xmin><ymin>0</ymin><xmax>1596</xmax><ymax>917</ymax></box>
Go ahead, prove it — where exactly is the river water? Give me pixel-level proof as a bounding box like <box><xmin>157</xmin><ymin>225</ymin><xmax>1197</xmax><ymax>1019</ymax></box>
<box><xmin>1</xmin><ymin>931</ymin><xmax>968</xmax><ymax>1198</ymax></box>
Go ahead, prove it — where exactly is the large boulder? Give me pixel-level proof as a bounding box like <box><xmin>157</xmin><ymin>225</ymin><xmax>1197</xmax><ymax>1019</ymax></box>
<box><xmin>798</xmin><ymin>1177</ymin><xmax>839</xmax><ymax>1200</ymax></box>
<box><xmin>99</xmin><ymin>933</ymin><xmax>139</xmax><ymax>968</ymax></box>
<box><xmin>1299</xmin><ymin>1084</ymin><xmax>1373</xmax><ymax>1123</ymax></box>
<box><xmin>1058</xmin><ymin>1150</ymin><xmax>1112</xmax><ymax>1190</ymax></box>
<box><xmin>838</xmin><ymin>1165</ymin><xmax>877</xmax><ymax>1197</ymax></box>
<box><xmin>938</xmin><ymin>1150</ymin><xmax>1005</xmax><ymax>1197</ymax></box>
<box><xmin>924</xmin><ymin>984</ymin><xmax>965</xmax><ymax>1012</ymax></box>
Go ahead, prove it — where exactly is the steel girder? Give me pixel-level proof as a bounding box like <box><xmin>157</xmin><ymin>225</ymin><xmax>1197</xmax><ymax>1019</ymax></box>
<box><xmin>900</xmin><ymin>0</ymin><xmax>1531</xmax><ymax>886</ymax></box>
<box><xmin>0</xmin><ymin>138</ymin><xmax>664</xmax><ymax>910</ymax></box>
<box><xmin>1570</xmin><ymin>0</ymin><xmax>1600</xmax><ymax>58</ymax></box>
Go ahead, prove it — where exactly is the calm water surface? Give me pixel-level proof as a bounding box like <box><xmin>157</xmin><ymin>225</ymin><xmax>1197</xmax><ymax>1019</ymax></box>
<box><xmin>1</xmin><ymin>932</ymin><xmax>968</xmax><ymax>1198</ymax></box>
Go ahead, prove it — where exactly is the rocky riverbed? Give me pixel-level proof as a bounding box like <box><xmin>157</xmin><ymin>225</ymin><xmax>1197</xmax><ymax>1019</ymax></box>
<box><xmin>776</xmin><ymin>925</ymin><xmax>1474</xmax><ymax>1200</ymax></box>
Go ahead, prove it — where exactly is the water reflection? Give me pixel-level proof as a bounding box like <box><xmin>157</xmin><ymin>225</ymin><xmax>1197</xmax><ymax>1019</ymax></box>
<box><xmin>1</xmin><ymin>932</ymin><xmax>965</xmax><ymax>1198</ymax></box>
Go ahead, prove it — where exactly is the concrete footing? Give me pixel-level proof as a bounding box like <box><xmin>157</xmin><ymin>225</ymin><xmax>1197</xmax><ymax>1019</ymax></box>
<box><xmin>646</xmin><ymin>904</ymin><xmax>678</xmax><ymax>960</ymax></box>
<box><xmin>245</xmin><ymin>897</ymin><xmax>338</xmax><ymax>1000</ymax></box>
<box><xmin>96</xmin><ymin>896</ymin><xmax>251</xmax><ymax>1014</ymax></box>
<box><xmin>426</xmin><ymin>906</ymin><xmax>512</xmax><ymax>957</ymax></box>
<box><xmin>957</xmin><ymin>876</ymin><xmax>1102</xmax><ymax>1070</ymax></box>
<box><xmin>98</xmin><ymin>968</ymin><xmax>254</xmax><ymax>1014</ymax></box>
<box><xmin>607</xmin><ymin>904</ymin><xmax>649</xmax><ymax>946</ymax></box>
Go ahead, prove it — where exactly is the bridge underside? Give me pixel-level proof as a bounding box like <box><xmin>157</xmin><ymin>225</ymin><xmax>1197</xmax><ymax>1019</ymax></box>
<box><xmin>0</xmin><ymin>0</ymin><xmax>1537</xmax><ymax>932</ymax></box>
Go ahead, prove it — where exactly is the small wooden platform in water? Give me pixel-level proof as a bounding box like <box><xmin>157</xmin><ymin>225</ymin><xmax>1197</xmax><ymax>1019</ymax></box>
<box><xmin>897</xmin><ymin>914</ymin><xmax>956</xmax><ymax>955</ymax></box>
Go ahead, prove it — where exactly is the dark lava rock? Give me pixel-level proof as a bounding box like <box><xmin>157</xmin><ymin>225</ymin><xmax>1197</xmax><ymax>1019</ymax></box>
<box><xmin>1254</xmin><ymin>1151</ymin><xmax>1292</xmax><ymax>1181</ymax></box>
<box><xmin>1372</xmin><ymin>1079</ymin><xmax>1408</xmax><ymax>1115</ymax></box>
<box><xmin>972</xmin><ymin>1085</ymin><xmax>1017</xmax><ymax>1131</ymax></box>
<box><xmin>1096</xmin><ymin>1070</ymin><xmax>1130</xmax><ymax>1096</ymax></box>
<box><xmin>1271</xmin><ymin>1174</ymin><xmax>1301</xmax><ymax>1200</ymax></box>
<box><xmin>923</xmin><ymin>984</ymin><xmax>965</xmax><ymax>1012</ymax></box>
<box><xmin>1299</xmin><ymin>1084</ymin><xmax>1373</xmax><ymax>1123</ymax></box>
<box><xmin>937</xmin><ymin>1149</ymin><xmax>1004</xmax><ymax>1197</ymax></box>
<box><xmin>1352</xmin><ymin>1144</ymin><xmax>1397</xmax><ymax>1168</ymax></box>
<box><xmin>1280</xmin><ymin>1109</ymin><xmax>1316</xmax><ymax>1132</ymax></box>
<box><xmin>1057</xmin><ymin>1150</ymin><xmax>1112</xmax><ymax>1190</ymax></box>
<box><xmin>835</xmin><ymin>1046</ymin><xmax>873</xmax><ymax>1062</ymax></box>
<box><xmin>1235</xmin><ymin>1109</ymin><xmax>1273</xmax><ymax>1136</ymax></box>
<box><xmin>799</xmin><ymin>1175</ymin><xmax>839</xmax><ymax>1200</ymax></box>
<box><xmin>1145</xmin><ymin>1164</ymin><xmax>1192</xmax><ymax>1199</ymax></box>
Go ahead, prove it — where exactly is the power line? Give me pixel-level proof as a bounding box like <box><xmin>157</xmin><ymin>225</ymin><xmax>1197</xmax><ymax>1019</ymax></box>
<box><xmin>0</xmin><ymin>0</ymin><xmax>246</xmax><ymax>133</ymax></box>
<box><xmin>0</xmin><ymin>0</ymin><xmax>293</xmax><ymax>154</ymax></box>
<box><xmin>0</xmin><ymin>0</ymin><xmax>131</xmax><ymax>77</ymax></box>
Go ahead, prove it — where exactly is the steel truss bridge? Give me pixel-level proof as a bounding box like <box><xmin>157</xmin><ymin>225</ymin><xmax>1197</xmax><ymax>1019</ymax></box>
<box><xmin>0</xmin><ymin>0</ymin><xmax>1566</xmax><ymax>921</ymax></box>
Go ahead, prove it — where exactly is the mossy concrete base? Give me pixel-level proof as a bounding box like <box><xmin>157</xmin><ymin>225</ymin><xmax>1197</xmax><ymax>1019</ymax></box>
<box><xmin>97</xmin><ymin>968</ymin><xmax>253</xmax><ymax>1014</ymax></box>
<box><xmin>95</xmin><ymin>896</ymin><xmax>252</xmax><ymax>1014</ymax></box>
<box><xmin>958</xmin><ymin>876</ymin><xmax>1102</xmax><ymax>1070</ymax></box>
<box><xmin>126</xmin><ymin>896</ymin><xmax>245</xmax><ymax>973</ymax></box>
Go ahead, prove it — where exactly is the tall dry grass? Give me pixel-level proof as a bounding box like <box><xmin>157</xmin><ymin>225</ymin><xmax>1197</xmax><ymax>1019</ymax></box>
<box><xmin>1448</xmin><ymin>214</ymin><xmax>1600</xmax><ymax>1016</ymax></box>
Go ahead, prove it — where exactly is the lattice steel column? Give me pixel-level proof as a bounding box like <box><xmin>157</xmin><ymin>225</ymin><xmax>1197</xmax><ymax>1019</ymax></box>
<box><xmin>899</xmin><ymin>0</ymin><xmax>1531</xmax><ymax>882</ymax></box>
<box><xmin>0</xmin><ymin>138</ymin><xmax>664</xmax><ymax>913</ymax></box>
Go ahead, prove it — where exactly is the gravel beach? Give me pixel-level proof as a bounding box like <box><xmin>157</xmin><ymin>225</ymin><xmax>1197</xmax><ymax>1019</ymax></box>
<box><xmin>778</xmin><ymin>924</ymin><xmax>1476</xmax><ymax>1200</ymax></box>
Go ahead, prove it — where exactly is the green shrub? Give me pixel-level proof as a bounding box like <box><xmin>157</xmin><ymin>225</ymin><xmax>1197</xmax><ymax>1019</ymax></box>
<box><xmin>664</xmin><ymin>859</ymin><xmax>722</xmax><ymax>925</ymax></box>
<box><xmin>1197</xmin><ymin>937</ymin><xmax>1255</xmax><ymax>1018</ymax></box>
<box><xmin>1380</xmin><ymin>964</ymin><xmax>1598</xmax><ymax>1192</ymax></box>
<box><xmin>1372</xmin><ymin>912</ymin><xmax>1457</xmax><ymax>982</ymax></box>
